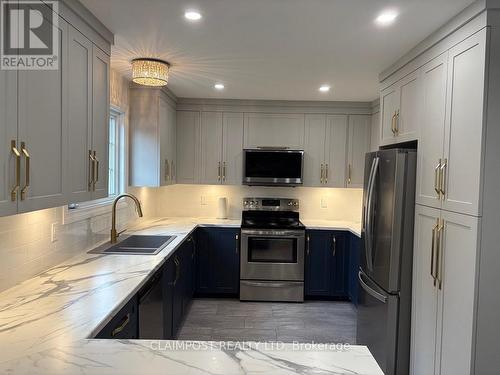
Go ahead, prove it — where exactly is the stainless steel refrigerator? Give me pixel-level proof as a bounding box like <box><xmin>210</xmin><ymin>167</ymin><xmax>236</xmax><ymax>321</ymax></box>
<box><xmin>357</xmin><ymin>148</ymin><xmax>416</xmax><ymax>375</ymax></box>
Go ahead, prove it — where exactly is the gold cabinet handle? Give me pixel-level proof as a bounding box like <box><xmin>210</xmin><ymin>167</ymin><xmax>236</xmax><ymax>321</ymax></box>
<box><xmin>20</xmin><ymin>142</ymin><xmax>30</xmax><ymax>201</ymax></box>
<box><xmin>320</xmin><ymin>164</ymin><xmax>324</xmax><ymax>184</ymax></box>
<box><xmin>395</xmin><ymin>110</ymin><xmax>400</xmax><ymax>135</ymax></box>
<box><xmin>11</xmin><ymin>140</ymin><xmax>21</xmax><ymax>201</ymax></box>
<box><xmin>348</xmin><ymin>164</ymin><xmax>352</xmax><ymax>184</ymax></box>
<box><xmin>436</xmin><ymin>219</ymin><xmax>444</xmax><ymax>290</ymax></box>
<box><xmin>88</xmin><ymin>150</ymin><xmax>95</xmax><ymax>191</ymax></box>
<box><xmin>332</xmin><ymin>235</ymin><xmax>337</xmax><ymax>257</ymax></box>
<box><xmin>223</xmin><ymin>162</ymin><xmax>227</xmax><ymax>182</ymax></box>
<box><xmin>439</xmin><ymin>159</ymin><xmax>447</xmax><ymax>197</ymax></box>
<box><xmin>171</xmin><ymin>160</ymin><xmax>175</xmax><ymax>182</ymax></box>
<box><xmin>391</xmin><ymin>111</ymin><xmax>397</xmax><ymax>135</ymax></box>
<box><xmin>111</xmin><ymin>313</ymin><xmax>130</xmax><ymax>337</ymax></box>
<box><xmin>217</xmin><ymin>162</ymin><xmax>221</xmax><ymax>182</ymax></box>
<box><xmin>431</xmin><ymin>219</ymin><xmax>439</xmax><ymax>286</ymax></box>
<box><xmin>434</xmin><ymin>160</ymin><xmax>442</xmax><ymax>197</ymax></box>
<box><xmin>325</xmin><ymin>164</ymin><xmax>329</xmax><ymax>184</ymax></box>
<box><xmin>235</xmin><ymin>234</ymin><xmax>239</xmax><ymax>254</ymax></box>
<box><xmin>306</xmin><ymin>235</ymin><xmax>310</xmax><ymax>256</ymax></box>
<box><xmin>93</xmin><ymin>151</ymin><xmax>99</xmax><ymax>191</ymax></box>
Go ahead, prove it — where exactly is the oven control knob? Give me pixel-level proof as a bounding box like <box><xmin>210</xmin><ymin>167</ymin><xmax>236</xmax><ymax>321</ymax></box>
<box><xmin>244</xmin><ymin>201</ymin><xmax>249</xmax><ymax>206</ymax></box>
<box><xmin>287</xmin><ymin>201</ymin><xmax>293</xmax><ymax>206</ymax></box>
<box><xmin>293</xmin><ymin>202</ymin><xmax>299</xmax><ymax>207</ymax></box>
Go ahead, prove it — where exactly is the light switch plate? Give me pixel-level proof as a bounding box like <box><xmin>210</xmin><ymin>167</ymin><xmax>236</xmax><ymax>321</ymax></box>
<box><xmin>51</xmin><ymin>223</ymin><xmax>58</xmax><ymax>242</ymax></box>
<box><xmin>321</xmin><ymin>197</ymin><xmax>328</xmax><ymax>209</ymax></box>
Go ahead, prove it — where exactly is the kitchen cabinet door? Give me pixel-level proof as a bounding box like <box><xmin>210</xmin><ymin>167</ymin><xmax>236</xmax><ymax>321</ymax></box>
<box><xmin>200</xmin><ymin>112</ymin><xmax>223</xmax><ymax>185</ymax></box>
<box><xmin>91</xmin><ymin>46</ymin><xmax>110</xmax><ymax>199</ymax></box>
<box><xmin>416</xmin><ymin>53</ymin><xmax>448</xmax><ymax>209</ymax></box>
<box><xmin>325</xmin><ymin>115</ymin><xmax>348</xmax><ymax>188</ymax></box>
<box><xmin>0</xmin><ymin>69</ymin><xmax>18</xmax><ymax>217</ymax></box>
<box><xmin>437</xmin><ymin>211</ymin><xmax>478</xmax><ymax>375</ymax></box>
<box><xmin>442</xmin><ymin>30</ymin><xmax>486</xmax><ymax>216</ymax></box>
<box><xmin>348</xmin><ymin>234</ymin><xmax>361</xmax><ymax>306</ymax></box>
<box><xmin>17</xmin><ymin>19</ymin><xmax>68</xmax><ymax>213</ymax></box>
<box><xmin>159</xmin><ymin>96</ymin><xmax>176</xmax><ymax>186</ymax></box>
<box><xmin>305</xmin><ymin>230</ymin><xmax>333</xmax><ymax>297</ymax></box>
<box><xmin>397</xmin><ymin>70</ymin><xmax>421</xmax><ymax>142</ymax></box>
<box><xmin>303</xmin><ymin>114</ymin><xmax>326</xmax><ymax>187</ymax></box>
<box><xmin>195</xmin><ymin>227</ymin><xmax>212</xmax><ymax>294</ymax></box>
<box><xmin>95</xmin><ymin>296</ymin><xmax>138</xmax><ymax>339</ymax></box>
<box><xmin>380</xmin><ymin>84</ymin><xmax>399</xmax><ymax>145</ymax></box>
<box><xmin>244</xmin><ymin>113</ymin><xmax>305</xmax><ymax>149</ymax></box>
<box><xmin>410</xmin><ymin>205</ymin><xmax>440</xmax><ymax>375</ymax></box>
<box><xmin>182</xmin><ymin>236</ymin><xmax>196</xmax><ymax>313</ymax></box>
<box><xmin>347</xmin><ymin>115</ymin><xmax>371</xmax><ymax>188</ymax></box>
<box><xmin>163</xmin><ymin>257</ymin><xmax>175</xmax><ymax>339</ymax></box>
<box><xmin>167</xmin><ymin>105</ymin><xmax>177</xmax><ymax>184</ymax></box>
<box><xmin>172</xmin><ymin>252</ymin><xmax>184</xmax><ymax>338</ymax></box>
<box><xmin>176</xmin><ymin>111</ymin><xmax>200</xmax><ymax>184</ymax></box>
<box><xmin>211</xmin><ymin>228</ymin><xmax>240</xmax><ymax>294</ymax></box>
<box><xmin>222</xmin><ymin>112</ymin><xmax>244</xmax><ymax>185</ymax></box>
<box><xmin>67</xmin><ymin>26</ymin><xmax>93</xmax><ymax>203</ymax></box>
<box><xmin>330</xmin><ymin>232</ymin><xmax>347</xmax><ymax>297</ymax></box>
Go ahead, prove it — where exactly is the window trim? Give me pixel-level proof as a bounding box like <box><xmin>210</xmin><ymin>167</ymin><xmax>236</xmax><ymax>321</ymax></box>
<box><xmin>63</xmin><ymin>105</ymin><xmax>128</xmax><ymax>225</ymax></box>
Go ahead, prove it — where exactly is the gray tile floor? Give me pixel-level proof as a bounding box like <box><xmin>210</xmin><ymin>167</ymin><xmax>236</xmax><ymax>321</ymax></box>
<box><xmin>177</xmin><ymin>298</ymin><xmax>357</xmax><ymax>344</ymax></box>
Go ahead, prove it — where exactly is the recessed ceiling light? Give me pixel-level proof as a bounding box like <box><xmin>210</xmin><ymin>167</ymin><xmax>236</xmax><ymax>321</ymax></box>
<box><xmin>214</xmin><ymin>83</ymin><xmax>225</xmax><ymax>90</ymax></box>
<box><xmin>184</xmin><ymin>10</ymin><xmax>202</xmax><ymax>21</ymax></box>
<box><xmin>319</xmin><ymin>85</ymin><xmax>331</xmax><ymax>93</ymax></box>
<box><xmin>375</xmin><ymin>10</ymin><xmax>398</xmax><ymax>26</ymax></box>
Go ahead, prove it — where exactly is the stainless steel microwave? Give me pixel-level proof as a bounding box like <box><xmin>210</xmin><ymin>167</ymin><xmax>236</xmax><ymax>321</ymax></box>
<box><xmin>243</xmin><ymin>149</ymin><xmax>304</xmax><ymax>186</ymax></box>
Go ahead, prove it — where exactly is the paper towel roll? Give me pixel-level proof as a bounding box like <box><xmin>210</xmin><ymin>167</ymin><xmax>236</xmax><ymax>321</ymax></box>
<box><xmin>217</xmin><ymin>197</ymin><xmax>228</xmax><ymax>219</ymax></box>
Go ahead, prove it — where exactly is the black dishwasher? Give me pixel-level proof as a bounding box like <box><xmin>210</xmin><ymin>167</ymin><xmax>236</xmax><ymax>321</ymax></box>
<box><xmin>138</xmin><ymin>268</ymin><xmax>164</xmax><ymax>339</ymax></box>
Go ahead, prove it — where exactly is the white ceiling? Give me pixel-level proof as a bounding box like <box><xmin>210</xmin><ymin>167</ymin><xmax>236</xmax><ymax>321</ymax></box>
<box><xmin>81</xmin><ymin>0</ymin><xmax>475</xmax><ymax>102</ymax></box>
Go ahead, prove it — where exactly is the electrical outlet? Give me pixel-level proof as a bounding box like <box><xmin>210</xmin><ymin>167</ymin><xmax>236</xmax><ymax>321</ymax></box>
<box><xmin>200</xmin><ymin>196</ymin><xmax>207</xmax><ymax>206</ymax></box>
<box><xmin>321</xmin><ymin>197</ymin><xmax>328</xmax><ymax>209</ymax></box>
<box><xmin>51</xmin><ymin>223</ymin><xmax>58</xmax><ymax>242</ymax></box>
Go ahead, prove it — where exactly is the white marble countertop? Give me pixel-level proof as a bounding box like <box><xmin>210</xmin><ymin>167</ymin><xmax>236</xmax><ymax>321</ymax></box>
<box><xmin>0</xmin><ymin>217</ymin><xmax>376</xmax><ymax>374</ymax></box>
<box><xmin>301</xmin><ymin>219</ymin><xmax>361</xmax><ymax>237</ymax></box>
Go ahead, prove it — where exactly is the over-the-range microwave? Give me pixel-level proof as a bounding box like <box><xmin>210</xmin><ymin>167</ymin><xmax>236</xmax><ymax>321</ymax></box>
<box><xmin>242</xmin><ymin>148</ymin><xmax>304</xmax><ymax>186</ymax></box>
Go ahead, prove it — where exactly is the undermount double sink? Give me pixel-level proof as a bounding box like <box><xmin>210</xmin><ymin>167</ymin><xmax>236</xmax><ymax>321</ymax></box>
<box><xmin>93</xmin><ymin>235</ymin><xmax>177</xmax><ymax>255</ymax></box>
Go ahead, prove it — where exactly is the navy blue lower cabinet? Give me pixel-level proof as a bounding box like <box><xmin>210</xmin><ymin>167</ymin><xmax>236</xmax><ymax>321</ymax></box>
<box><xmin>195</xmin><ymin>227</ymin><xmax>240</xmax><ymax>295</ymax></box>
<box><xmin>95</xmin><ymin>295</ymin><xmax>138</xmax><ymax>339</ymax></box>
<box><xmin>305</xmin><ymin>230</ymin><xmax>348</xmax><ymax>299</ymax></box>
<box><xmin>163</xmin><ymin>257</ymin><xmax>175</xmax><ymax>339</ymax></box>
<box><xmin>171</xmin><ymin>250</ymin><xmax>184</xmax><ymax>338</ymax></box>
<box><xmin>348</xmin><ymin>233</ymin><xmax>361</xmax><ymax>306</ymax></box>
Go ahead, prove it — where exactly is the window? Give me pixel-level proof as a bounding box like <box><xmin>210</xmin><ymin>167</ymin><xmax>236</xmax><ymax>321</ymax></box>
<box><xmin>108</xmin><ymin>108</ymin><xmax>126</xmax><ymax>197</ymax></box>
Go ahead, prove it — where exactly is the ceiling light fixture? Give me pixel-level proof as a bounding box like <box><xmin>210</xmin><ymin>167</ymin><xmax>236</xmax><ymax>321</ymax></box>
<box><xmin>131</xmin><ymin>58</ymin><xmax>170</xmax><ymax>87</ymax></box>
<box><xmin>185</xmin><ymin>10</ymin><xmax>202</xmax><ymax>21</ymax></box>
<box><xmin>214</xmin><ymin>83</ymin><xmax>225</xmax><ymax>90</ymax></box>
<box><xmin>319</xmin><ymin>85</ymin><xmax>331</xmax><ymax>93</ymax></box>
<box><xmin>375</xmin><ymin>10</ymin><xmax>398</xmax><ymax>26</ymax></box>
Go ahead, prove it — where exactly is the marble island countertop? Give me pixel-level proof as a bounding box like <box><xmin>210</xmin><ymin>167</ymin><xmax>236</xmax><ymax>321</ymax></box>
<box><xmin>0</xmin><ymin>217</ymin><xmax>376</xmax><ymax>374</ymax></box>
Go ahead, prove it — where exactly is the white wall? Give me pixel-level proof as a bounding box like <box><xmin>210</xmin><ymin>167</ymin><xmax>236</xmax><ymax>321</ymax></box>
<box><xmin>152</xmin><ymin>184</ymin><xmax>363</xmax><ymax>223</ymax></box>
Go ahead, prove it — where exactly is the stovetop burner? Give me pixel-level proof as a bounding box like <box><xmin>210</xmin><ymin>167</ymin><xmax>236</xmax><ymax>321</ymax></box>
<box><xmin>241</xmin><ymin>198</ymin><xmax>305</xmax><ymax>230</ymax></box>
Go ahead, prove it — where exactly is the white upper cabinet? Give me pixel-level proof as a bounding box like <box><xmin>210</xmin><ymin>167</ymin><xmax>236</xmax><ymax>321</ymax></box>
<box><xmin>347</xmin><ymin>115</ymin><xmax>371</xmax><ymax>188</ymax></box>
<box><xmin>244</xmin><ymin>113</ymin><xmax>305</xmax><ymax>149</ymax></box>
<box><xmin>67</xmin><ymin>26</ymin><xmax>93</xmax><ymax>203</ymax></box>
<box><xmin>416</xmin><ymin>53</ymin><xmax>448</xmax><ymax>209</ymax></box>
<box><xmin>304</xmin><ymin>114</ymin><xmax>348</xmax><ymax>188</ymax></box>
<box><xmin>200</xmin><ymin>112</ymin><xmax>223</xmax><ymax>185</ymax></box>
<box><xmin>441</xmin><ymin>30</ymin><xmax>486</xmax><ymax>216</ymax></box>
<box><xmin>176</xmin><ymin>111</ymin><xmax>200</xmax><ymax>184</ymax></box>
<box><xmin>326</xmin><ymin>115</ymin><xmax>348</xmax><ymax>188</ymax></box>
<box><xmin>130</xmin><ymin>89</ymin><xmax>176</xmax><ymax>187</ymax></box>
<box><xmin>0</xmin><ymin>70</ymin><xmax>18</xmax><ymax>217</ymax></box>
<box><xmin>411</xmin><ymin>205</ymin><xmax>478</xmax><ymax>375</ymax></box>
<box><xmin>380</xmin><ymin>70</ymin><xmax>421</xmax><ymax>146</ymax></box>
<box><xmin>304</xmin><ymin>114</ymin><xmax>327</xmax><ymax>187</ymax></box>
<box><xmin>17</xmin><ymin>19</ymin><xmax>68</xmax><ymax>213</ymax></box>
<box><xmin>222</xmin><ymin>112</ymin><xmax>244</xmax><ymax>185</ymax></box>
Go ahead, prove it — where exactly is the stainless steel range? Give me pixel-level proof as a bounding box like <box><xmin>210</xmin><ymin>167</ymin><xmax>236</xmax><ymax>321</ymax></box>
<box><xmin>240</xmin><ymin>198</ymin><xmax>305</xmax><ymax>302</ymax></box>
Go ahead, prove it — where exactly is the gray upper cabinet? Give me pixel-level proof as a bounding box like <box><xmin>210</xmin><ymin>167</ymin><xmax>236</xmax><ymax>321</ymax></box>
<box><xmin>91</xmin><ymin>46</ymin><xmax>110</xmax><ymax>199</ymax></box>
<box><xmin>176</xmin><ymin>111</ymin><xmax>200</xmax><ymax>184</ymax></box>
<box><xmin>180</xmin><ymin>111</ymin><xmax>244</xmax><ymax>186</ymax></box>
<box><xmin>222</xmin><ymin>113</ymin><xmax>244</xmax><ymax>185</ymax></box>
<box><xmin>67</xmin><ymin>26</ymin><xmax>93</xmax><ymax>203</ymax></box>
<box><xmin>244</xmin><ymin>113</ymin><xmax>305</xmax><ymax>149</ymax></box>
<box><xmin>17</xmin><ymin>18</ymin><xmax>68</xmax><ymax>213</ymax></box>
<box><xmin>347</xmin><ymin>115</ymin><xmax>371</xmax><ymax>188</ymax></box>
<box><xmin>304</xmin><ymin>114</ymin><xmax>347</xmax><ymax>188</ymax></box>
<box><xmin>129</xmin><ymin>88</ymin><xmax>176</xmax><ymax>187</ymax></box>
<box><xmin>0</xmin><ymin>70</ymin><xmax>18</xmax><ymax>217</ymax></box>
<box><xmin>0</xmin><ymin>2</ymin><xmax>112</xmax><ymax>217</ymax></box>
<box><xmin>200</xmin><ymin>112</ymin><xmax>223</xmax><ymax>185</ymax></box>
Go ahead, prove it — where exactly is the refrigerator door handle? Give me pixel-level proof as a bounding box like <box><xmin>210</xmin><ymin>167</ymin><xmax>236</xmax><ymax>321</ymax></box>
<box><xmin>358</xmin><ymin>270</ymin><xmax>387</xmax><ymax>304</ymax></box>
<box><xmin>366</xmin><ymin>157</ymin><xmax>380</xmax><ymax>271</ymax></box>
<box><xmin>363</xmin><ymin>157</ymin><xmax>377</xmax><ymax>269</ymax></box>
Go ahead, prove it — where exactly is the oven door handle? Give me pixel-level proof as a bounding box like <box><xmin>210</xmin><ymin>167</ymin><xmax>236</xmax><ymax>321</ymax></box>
<box><xmin>241</xmin><ymin>229</ymin><xmax>305</xmax><ymax>237</ymax></box>
<box><xmin>241</xmin><ymin>281</ymin><xmax>294</xmax><ymax>288</ymax></box>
